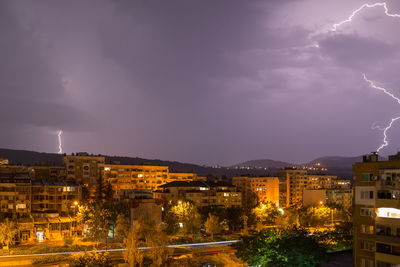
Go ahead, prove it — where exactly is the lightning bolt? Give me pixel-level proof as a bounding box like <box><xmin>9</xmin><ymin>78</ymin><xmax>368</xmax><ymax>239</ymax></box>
<box><xmin>376</xmin><ymin>117</ymin><xmax>400</xmax><ymax>152</ymax></box>
<box><xmin>57</xmin><ymin>130</ymin><xmax>63</xmax><ymax>154</ymax></box>
<box><xmin>363</xmin><ymin>74</ymin><xmax>400</xmax><ymax>152</ymax></box>
<box><xmin>332</xmin><ymin>2</ymin><xmax>400</xmax><ymax>32</ymax></box>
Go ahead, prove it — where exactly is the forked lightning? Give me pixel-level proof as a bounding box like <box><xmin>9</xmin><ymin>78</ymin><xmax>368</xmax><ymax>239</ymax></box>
<box><xmin>363</xmin><ymin>74</ymin><xmax>400</xmax><ymax>152</ymax></box>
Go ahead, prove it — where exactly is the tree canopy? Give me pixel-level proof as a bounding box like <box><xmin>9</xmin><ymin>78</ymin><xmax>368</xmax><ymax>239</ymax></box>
<box><xmin>236</xmin><ymin>228</ymin><xmax>328</xmax><ymax>267</ymax></box>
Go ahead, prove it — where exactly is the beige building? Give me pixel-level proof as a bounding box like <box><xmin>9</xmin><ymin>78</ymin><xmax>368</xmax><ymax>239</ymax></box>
<box><xmin>232</xmin><ymin>176</ymin><xmax>280</xmax><ymax>207</ymax></box>
<box><xmin>154</xmin><ymin>181</ymin><xmax>241</xmax><ymax>208</ymax></box>
<box><xmin>302</xmin><ymin>188</ymin><xmax>352</xmax><ymax>207</ymax></box>
<box><xmin>0</xmin><ymin>172</ymin><xmax>31</xmax><ymax>219</ymax></box>
<box><xmin>29</xmin><ymin>166</ymin><xmax>67</xmax><ymax>182</ymax></box>
<box><xmin>102</xmin><ymin>164</ymin><xmax>206</xmax><ymax>198</ymax></box>
<box><xmin>277</xmin><ymin>168</ymin><xmax>347</xmax><ymax>207</ymax></box>
<box><xmin>353</xmin><ymin>152</ymin><xmax>400</xmax><ymax>267</ymax></box>
<box><xmin>62</xmin><ymin>153</ymin><xmax>105</xmax><ymax>189</ymax></box>
<box><xmin>31</xmin><ymin>181</ymin><xmax>81</xmax><ymax>217</ymax></box>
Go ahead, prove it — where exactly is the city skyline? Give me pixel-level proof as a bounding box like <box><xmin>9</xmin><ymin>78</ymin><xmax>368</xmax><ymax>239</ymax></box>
<box><xmin>1</xmin><ymin>1</ymin><xmax>400</xmax><ymax>166</ymax></box>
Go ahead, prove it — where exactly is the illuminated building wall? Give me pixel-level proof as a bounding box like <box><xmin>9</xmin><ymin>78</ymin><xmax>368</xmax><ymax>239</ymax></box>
<box><xmin>277</xmin><ymin>169</ymin><xmax>346</xmax><ymax>207</ymax></box>
<box><xmin>31</xmin><ymin>181</ymin><xmax>81</xmax><ymax>216</ymax></box>
<box><xmin>102</xmin><ymin>164</ymin><xmax>205</xmax><ymax>197</ymax></box>
<box><xmin>302</xmin><ymin>188</ymin><xmax>352</xmax><ymax>207</ymax></box>
<box><xmin>153</xmin><ymin>180</ymin><xmax>242</xmax><ymax>208</ymax></box>
<box><xmin>232</xmin><ymin>176</ymin><xmax>279</xmax><ymax>207</ymax></box>
<box><xmin>62</xmin><ymin>153</ymin><xmax>105</xmax><ymax>187</ymax></box>
<box><xmin>353</xmin><ymin>152</ymin><xmax>400</xmax><ymax>267</ymax></box>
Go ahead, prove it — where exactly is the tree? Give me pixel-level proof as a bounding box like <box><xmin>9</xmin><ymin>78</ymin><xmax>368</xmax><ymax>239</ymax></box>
<box><xmin>124</xmin><ymin>217</ymin><xmax>171</xmax><ymax>267</ymax></box>
<box><xmin>225</xmin><ymin>206</ymin><xmax>244</xmax><ymax>232</ymax></box>
<box><xmin>205</xmin><ymin>213</ymin><xmax>221</xmax><ymax>240</ymax></box>
<box><xmin>252</xmin><ymin>201</ymin><xmax>280</xmax><ymax>227</ymax></box>
<box><xmin>77</xmin><ymin>203</ymin><xmax>110</xmax><ymax>246</ymax></box>
<box><xmin>170</xmin><ymin>201</ymin><xmax>201</xmax><ymax>235</ymax></box>
<box><xmin>115</xmin><ymin>214</ymin><xmax>130</xmax><ymax>240</ymax></box>
<box><xmin>124</xmin><ymin>228</ymin><xmax>144</xmax><ymax>267</ymax></box>
<box><xmin>0</xmin><ymin>219</ymin><xmax>19</xmax><ymax>255</ymax></box>
<box><xmin>147</xmin><ymin>226</ymin><xmax>172</xmax><ymax>266</ymax></box>
<box><xmin>236</xmin><ymin>228</ymin><xmax>328</xmax><ymax>267</ymax></box>
<box><xmin>103</xmin><ymin>181</ymin><xmax>114</xmax><ymax>204</ymax></box>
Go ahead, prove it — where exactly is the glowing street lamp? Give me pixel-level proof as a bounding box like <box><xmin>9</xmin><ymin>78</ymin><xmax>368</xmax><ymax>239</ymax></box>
<box><xmin>73</xmin><ymin>201</ymin><xmax>79</xmax><ymax>239</ymax></box>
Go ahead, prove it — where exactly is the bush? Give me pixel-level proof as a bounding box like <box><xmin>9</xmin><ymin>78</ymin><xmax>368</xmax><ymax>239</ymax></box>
<box><xmin>32</xmin><ymin>255</ymin><xmax>68</xmax><ymax>265</ymax></box>
<box><xmin>70</xmin><ymin>251</ymin><xmax>112</xmax><ymax>267</ymax></box>
<box><xmin>64</xmin><ymin>238</ymin><xmax>74</xmax><ymax>246</ymax></box>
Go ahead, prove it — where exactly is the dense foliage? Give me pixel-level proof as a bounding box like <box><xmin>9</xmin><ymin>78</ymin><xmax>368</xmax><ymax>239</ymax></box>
<box><xmin>69</xmin><ymin>252</ymin><xmax>112</xmax><ymax>267</ymax></box>
<box><xmin>236</xmin><ymin>228</ymin><xmax>328</xmax><ymax>267</ymax></box>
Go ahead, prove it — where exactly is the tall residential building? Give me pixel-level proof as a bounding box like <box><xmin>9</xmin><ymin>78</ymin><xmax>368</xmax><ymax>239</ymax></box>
<box><xmin>353</xmin><ymin>152</ymin><xmax>400</xmax><ymax>267</ymax></box>
<box><xmin>232</xmin><ymin>176</ymin><xmax>280</xmax><ymax>207</ymax></box>
<box><xmin>277</xmin><ymin>168</ymin><xmax>345</xmax><ymax>207</ymax></box>
<box><xmin>62</xmin><ymin>153</ymin><xmax>105</xmax><ymax>187</ymax></box>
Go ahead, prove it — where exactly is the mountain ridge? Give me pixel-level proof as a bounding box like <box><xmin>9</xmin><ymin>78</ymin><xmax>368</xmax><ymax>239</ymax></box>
<box><xmin>0</xmin><ymin>148</ymin><xmax>367</xmax><ymax>179</ymax></box>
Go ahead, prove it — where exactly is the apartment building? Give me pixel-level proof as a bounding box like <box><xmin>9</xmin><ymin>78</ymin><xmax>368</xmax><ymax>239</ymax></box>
<box><xmin>62</xmin><ymin>152</ymin><xmax>105</xmax><ymax>186</ymax></box>
<box><xmin>232</xmin><ymin>176</ymin><xmax>280</xmax><ymax>207</ymax></box>
<box><xmin>29</xmin><ymin>166</ymin><xmax>67</xmax><ymax>182</ymax></box>
<box><xmin>0</xmin><ymin>172</ymin><xmax>31</xmax><ymax>219</ymax></box>
<box><xmin>31</xmin><ymin>180</ymin><xmax>80</xmax><ymax>216</ymax></box>
<box><xmin>153</xmin><ymin>180</ymin><xmax>242</xmax><ymax>208</ymax></box>
<box><xmin>353</xmin><ymin>152</ymin><xmax>400</xmax><ymax>267</ymax></box>
<box><xmin>302</xmin><ymin>188</ymin><xmax>352</xmax><ymax>207</ymax></box>
<box><xmin>102</xmin><ymin>164</ymin><xmax>206</xmax><ymax>198</ymax></box>
<box><xmin>102</xmin><ymin>164</ymin><xmax>169</xmax><ymax>194</ymax></box>
<box><xmin>277</xmin><ymin>168</ymin><xmax>347</xmax><ymax>207</ymax></box>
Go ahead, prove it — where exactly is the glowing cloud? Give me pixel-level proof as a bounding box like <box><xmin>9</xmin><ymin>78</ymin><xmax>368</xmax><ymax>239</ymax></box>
<box><xmin>332</xmin><ymin>2</ymin><xmax>400</xmax><ymax>32</ymax></box>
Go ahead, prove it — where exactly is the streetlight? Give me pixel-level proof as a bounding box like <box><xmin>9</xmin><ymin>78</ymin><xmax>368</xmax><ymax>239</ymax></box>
<box><xmin>73</xmin><ymin>201</ymin><xmax>79</xmax><ymax>239</ymax></box>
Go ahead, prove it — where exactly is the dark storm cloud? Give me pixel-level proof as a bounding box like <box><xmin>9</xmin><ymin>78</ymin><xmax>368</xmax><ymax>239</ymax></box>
<box><xmin>0</xmin><ymin>2</ymin><xmax>91</xmax><ymax>131</ymax></box>
<box><xmin>1</xmin><ymin>0</ymin><xmax>400</xmax><ymax>164</ymax></box>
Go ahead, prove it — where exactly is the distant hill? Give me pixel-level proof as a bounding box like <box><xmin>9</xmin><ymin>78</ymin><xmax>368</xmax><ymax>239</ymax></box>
<box><xmin>1</xmin><ymin>148</ymin><xmax>379</xmax><ymax>180</ymax></box>
<box><xmin>303</xmin><ymin>156</ymin><xmax>363</xmax><ymax>170</ymax></box>
<box><xmin>230</xmin><ymin>159</ymin><xmax>293</xmax><ymax>169</ymax></box>
<box><xmin>0</xmin><ymin>148</ymin><xmax>271</xmax><ymax>179</ymax></box>
<box><xmin>231</xmin><ymin>155</ymin><xmax>384</xmax><ymax>180</ymax></box>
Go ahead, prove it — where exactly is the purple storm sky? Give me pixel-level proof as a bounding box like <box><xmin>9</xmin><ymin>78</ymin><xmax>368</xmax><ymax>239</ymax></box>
<box><xmin>1</xmin><ymin>0</ymin><xmax>400</xmax><ymax>166</ymax></box>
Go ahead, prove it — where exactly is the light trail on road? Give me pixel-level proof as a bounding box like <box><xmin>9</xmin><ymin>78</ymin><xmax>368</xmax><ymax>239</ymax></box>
<box><xmin>0</xmin><ymin>240</ymin><xmax>241</xmax><ymax>258</ymax></box>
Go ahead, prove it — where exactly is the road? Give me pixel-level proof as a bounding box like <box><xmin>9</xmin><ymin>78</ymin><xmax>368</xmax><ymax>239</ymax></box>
<box><xmin>0</xmin><ymin>240</ymin><xmax>241</xmax><ymax>266</ymax></box>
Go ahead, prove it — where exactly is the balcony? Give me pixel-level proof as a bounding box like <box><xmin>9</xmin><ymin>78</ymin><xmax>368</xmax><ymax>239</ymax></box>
<box><xmin>375</xmin><ymin>252</ymin><xmax>400</xmax><ymax>265</ymax></box>
<box><xmin>376</xmin><ymin>198</ymin><xmax>400</xmax><ymax>209</ymax></box>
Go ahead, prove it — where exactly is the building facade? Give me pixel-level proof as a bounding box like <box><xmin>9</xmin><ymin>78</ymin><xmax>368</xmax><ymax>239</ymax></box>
<box><xmin>302</xmin><ymin>188</ymin><xmax>352</xmax><ymax>207</ymax></box>
<box><xmin>154</xmin><ymin>181</ymin><xmax>242</xmax><ymax>208</ymax></box>
<box><xmin>277</xmin><ymin>168</ymin><xmax>347</xmax><ymax>207</ymax></box>
<box><xmin>102</xmin><ymin>164</ymin><xmax>206</xmax><ymax>198</ymax></box>
<box><xmin>62</xmin><ymin>153</ymin><xmax>105</xmax><ymax>187</ymax></box>
<box><xmin>232</xmin><ymin>176</ymin><xmax>279</xmax><ymax>207</ymax></box>
<box><xmin>353</xmin><ymin>152</ymin><xmax>400</xmax><ymax>267</ymax></box>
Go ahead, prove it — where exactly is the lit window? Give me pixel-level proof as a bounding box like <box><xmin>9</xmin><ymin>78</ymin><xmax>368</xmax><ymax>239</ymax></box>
<box><xmin>377</xmin><ymin>208</ymin><xmax>400</xmax><ymax>219</ymax></box>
